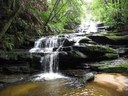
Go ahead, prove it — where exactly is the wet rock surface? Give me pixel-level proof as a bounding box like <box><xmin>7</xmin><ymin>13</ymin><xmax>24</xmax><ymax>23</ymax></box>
<box><xmin>0</xmin><ymin>27</ymin><xmax>128</xmax><ymax>76</ymax></box>
<box><xmin>59</xmin><ymin>44</ymin><xmax>118</xmax><ymax>70</ymax></box>
<box><xmin>0</xmin><ymin>50</ymin><xmax>41</xmax><ymax>74</ymax></box>
<box><xmin>88</xmin><ymin>35</ymin><xmax>128</xmax><ymax>45</ymax></box>
<box><xmin>60</xmin><ymin>70</ymin><xmax>94</xmax><ymax>87</ymax></box>
<box><xmin>89</xmin><ymin>56</ymin><xmax>128</xmax><ymax>73</ymax></box>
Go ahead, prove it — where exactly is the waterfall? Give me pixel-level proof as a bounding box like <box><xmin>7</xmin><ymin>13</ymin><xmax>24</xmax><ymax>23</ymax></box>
<box><xmin>29</xmin><ymin>36</ymin><xmax>66</xmax><ymax>80</ymax></box>
<box><xmin>40</xmin><ymin>53</ymin><xmax>58</xmax><ymax>73</ymax></box>
<box><xmin>29</xmin><ymin>36</ymin><xmax>64</xmax><ymax>53</ymax></box>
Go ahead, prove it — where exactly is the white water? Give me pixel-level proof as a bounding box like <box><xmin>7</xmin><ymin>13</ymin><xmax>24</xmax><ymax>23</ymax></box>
<box><xmin>29</xmin><ymin>36</ymin><xmax>67</xmax><ymax>80</ymax></box>
<box><xmin>34</xmin><ymin>72</ymin><xmax>66</xmax><ymax>81</ymax></box>
<box><xmin>76</xmin><ymin>20</ymin><xmax>101</xmax><ymax>34</ymax></box>
<box><xmin>29</xmin><ymin>36</ymin><xmax>64</xmax><ymax>53</ymax></box>
<box><xmin>40</xmin><ymin>53</ymin><xmax>58</xmax><ymax>73</ymax></box>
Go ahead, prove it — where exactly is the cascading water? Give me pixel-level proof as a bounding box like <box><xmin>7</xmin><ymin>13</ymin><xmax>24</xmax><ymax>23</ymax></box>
<box><xmin>30</xmin><ymin>36</ymin><xmax>63</xmax><ymax>53</ymax></box>
<box><xmin>29</xmin><ymin>36</ymin><xmax>66</xmax><ymax>80</ymax></box>
<box><xmin>40</xmin><ymin>53</ymin><xmax>58</xmax><ymax>73</ymax></box>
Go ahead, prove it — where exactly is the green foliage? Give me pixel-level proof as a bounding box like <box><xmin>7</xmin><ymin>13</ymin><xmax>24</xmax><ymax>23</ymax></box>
<box><xmin>31</xmin><ymin>0</ymin><xmax>86</xmax><ymax>34</ymax></box>
<box><xmin>48</xmin><ymin>22</ymin><xmax>64</xmax><ymax>34</ymax></box>
<box><xmin>1</xmin><ymin>16</ymin><xmax>38</xmax><ymax>50</ymax></box>
<box><xmin>91</xmin><ymin>0</ymin><xmax>128</xmax><ymax>29</ymax></box>
<box><xmin>3</xmin><ymin>34</ymin><xmax>14</xmax><ymax>50</ymax></box>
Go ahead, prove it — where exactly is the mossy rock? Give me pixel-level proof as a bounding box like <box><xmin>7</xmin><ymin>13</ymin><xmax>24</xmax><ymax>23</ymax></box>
<box><xmin>58</xmin><ymin>45</ymin><xmax>119</xmax><ymax>70</ymax></box>
<box><xmin>100</xmin><ymin>53</ymin><xmax>118</xmax><ymax>60</ymax></box>
<box><xmin>88</xmin><ymin>35</ymin><xmax>128</xmax><ymax>45</ymax></box>
<box><xmin>98</xmin><ymin>63</ymin><xmax>128</xmax><ymax>73</ymax></box>
<box><xmin>105</xmin><ymin>30</ymin><xmax>121</xmax><ymax>36</ymax></box>
<box><xmin>99</xmin><ymin>67</ymin><xmax>128</xmax><ymax>73</ymax></box>
<box><xmin>85</xmin><ymin>45</ymin><xmax>117</xmax><ymax>53</ymax></box>
<box><xmin>106</xmin><ymin>35</ymin><xmax>128</xmax><ymax>41</ymax></box>
<box><xmin>73</xmin><ymin>44</ymin><xmax>117</xmax><ymax>56</ymax></box>
<box><xmin>107</xmin><ymin>35</ymin><xmax>128</xmax><ymax>45</ymax></box>
<box><xmin>106</xmin><ymin>30</ymin><xmax>128</xmax><ymax>36</ymax></box>
<box><xmin>59</xmin><ymin>45</ymin><xmax>118</xmax><ymax>64</ymax></box>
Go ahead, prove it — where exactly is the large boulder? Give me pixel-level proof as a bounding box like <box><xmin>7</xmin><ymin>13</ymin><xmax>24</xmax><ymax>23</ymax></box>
<box><xmin>88</xmin><ymin>35</ymin><xmax>113</xmax><ymax>45</ymax></box>
<box><xmin>79</xmin><ymin>37</ymin><xmax>96</xmax><ymax>44</ymax></box>
<box><xmin>63</xmin><ymin>39</ymin><xmax>74</xmax><ymax>47</ymax></box>
<box><xmin>72</xmin><ymin>44</ymin><xmax>118</xmax><ymax>60</ymax></box>
<box><xmin>58</xmin><ymin>44</ymin><xmax>118</xmax><ymax>70</ymax></box>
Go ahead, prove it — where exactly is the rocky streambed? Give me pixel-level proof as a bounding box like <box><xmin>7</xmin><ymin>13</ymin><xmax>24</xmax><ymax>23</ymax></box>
<box><xmin>0</xmin><ymin>26</ymin><xmax>128</xmax><ymax>95</ymax></box>
<box><xmin>0</xmin><ymin>32</ymin><xmax>128</xmax><ymax>74</ymax></box>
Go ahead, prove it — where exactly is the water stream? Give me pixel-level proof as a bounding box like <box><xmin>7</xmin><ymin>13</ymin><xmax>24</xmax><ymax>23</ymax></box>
<box><xmin>29</xmin><ymin>35</ymin><xmax>67</xmax><ymax>81</ymax></box>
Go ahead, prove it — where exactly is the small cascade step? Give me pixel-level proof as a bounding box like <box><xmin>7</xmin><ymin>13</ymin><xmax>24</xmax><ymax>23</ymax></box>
<box><xmin>29</xmin><ymin>35</ymin><xmax>67</xmax><ymax>80</ymax></box>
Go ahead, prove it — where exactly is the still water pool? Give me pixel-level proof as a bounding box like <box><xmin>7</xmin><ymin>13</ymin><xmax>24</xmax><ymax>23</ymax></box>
<box><xmin>0</xmin><ymin>78</ymin><xmax>127</xmax><ymax>96</ymax></box>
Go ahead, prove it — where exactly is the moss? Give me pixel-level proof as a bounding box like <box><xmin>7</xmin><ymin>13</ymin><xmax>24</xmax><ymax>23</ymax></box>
<box><xmin>102</xmin><ymin>53</ymin><xmax>118</xmax><ymax>59</ymax></box>
<box><xmin>86</xmin><ymin>45</ymin><xmax>117</xmax><ymax>54</ymax></box>
<box><xmin>104</xmin><ymin>31</ymin><xmax>120</xmax><ymax>36</ymax></box>
<box><xmin>116</xmin><ymin>64</ymin><xmax>128</xmax><ymax>68</ymax></box>
<box><xmin>105</xmin><ymin>30</ymin><xmax>122</xmax><ymax>35</ymax></box>
<box><xmin>99</xmin><ymin>67</ymin><xmax>128</xmax><ymax>73</ymax></box>
<box><xmin>99</xmin><ymin>63</ymin><xmax>128</xmax><ymax>73</ymax></box>
<box><xmin>106</xmin><ymin>35</ymin><xmax>128</xmax><ymax>41</ymax></box>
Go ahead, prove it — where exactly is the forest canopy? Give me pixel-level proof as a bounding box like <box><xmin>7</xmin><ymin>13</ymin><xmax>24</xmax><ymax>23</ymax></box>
<box><xmin>0</xmin><ymin>0</ymin><xmax>128</xmax><ymax>50</ymax></box>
